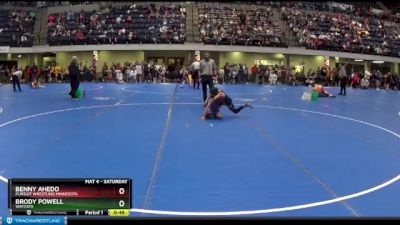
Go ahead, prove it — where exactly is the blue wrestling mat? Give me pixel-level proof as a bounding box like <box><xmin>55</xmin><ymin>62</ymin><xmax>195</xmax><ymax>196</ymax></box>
<box><xmin>0</xmin><ymin>83</ymin><xmax>399</xmax><ymax>217</ymax></box>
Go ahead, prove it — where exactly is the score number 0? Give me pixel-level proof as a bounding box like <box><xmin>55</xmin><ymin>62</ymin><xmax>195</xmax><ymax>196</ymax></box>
<box><xmin>119</xmin><ymin>187</ymin><xmax>125</xmax><ymax>208</ymax></box>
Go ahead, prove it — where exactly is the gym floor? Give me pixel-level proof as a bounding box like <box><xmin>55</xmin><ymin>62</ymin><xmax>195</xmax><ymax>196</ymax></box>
<box><xmin>0</xmin><ymin>82</ymin><xmax>399</xmax><ymax>217</ymax></box>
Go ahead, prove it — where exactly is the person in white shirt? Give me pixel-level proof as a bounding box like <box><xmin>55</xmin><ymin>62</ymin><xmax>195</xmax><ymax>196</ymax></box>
<box><xmin>21</xmin><ymin>35</ymin><xmax>27</xmax><ymax>42</ymax></box>
<box><xmin>160</xmin><ymin>65</ymin><xmax>166</xmax><ymax>83</ymax></box>
<box><xmin>135</xmin><ymin>62</ymin><xmax>143</xmax><ymax>83</ymax></box>
<box><xmin>231</xmin><ymin>69</ymin><xmax>237</xmax><ymax>84</ymax></box>
<box><xmin>190</xmin><ymin>56</ymin><xmax>201</xmax><ymax>89</ymax></box>
<box><xmin>128</xmin><ymin>67</ymin><xmax>137</xmax><ymax>83</ymax></box>
<box><xmin>360</xmin><ymin>77</ymin><xmax>369</xmax><ymax>89</ymax></box>
<box><xmin>364</xmin><ymin>70</ymin><xmax>371</xmax><ymax>80</ymax></box>
<box><xmin>116</xmin><ymin>15</ymin><xmax>122</xmax><ymax>24</ymax></box>
<box><xmin>115</xmin><ymin>69</ymin><xmax>123</xmax><ymax>84</ymax></box>
<box><xmin>125</xmin><ymin>66</ymin><xmax>131</xmax><ymax>81</ymax></box>
<box><xmin>269</xmin><ymin>72</ymin><xmax>278</xmax><ymax>85</ymax></box>
<box><xmin>218</xmin><ymin>67</ymin><xmax>225</xmax><ymax>84</ymax></box>
<box><xmin>180</xmin><ymin>66</ymin><xmax>189</xmax><ymax>88</ymax></box>
<box><xmin>11</xmin><ymin>66</ymin><xmax>22</xmax><ymax>91</ymax></box>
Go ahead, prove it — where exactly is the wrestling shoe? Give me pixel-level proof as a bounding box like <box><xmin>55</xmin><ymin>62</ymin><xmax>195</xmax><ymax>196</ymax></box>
<box><xmin>245</xmin><ymin>102</ymin><xmax>253</xmax><ymax>109</ymax></box>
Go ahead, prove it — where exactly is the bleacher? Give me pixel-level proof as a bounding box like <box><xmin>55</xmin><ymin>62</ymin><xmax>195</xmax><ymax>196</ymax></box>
<box><xmin>0</xmin><ymin>9</ymin><xmax>36</xmax><ymax>47</ymax></box>
<box><xmin>47</xmin><ymin>3</ymin><xmax>186</xmax><ymax>46</ymax></box>
<box><xmin>198</xmin><ymin>3</ymin><xmax>287</xmax><ymax>47</ymax></box>
<box><xmin>282</xmin><ymin>1</ymin><xmax>400</xmax><ymax>57</ymax></box>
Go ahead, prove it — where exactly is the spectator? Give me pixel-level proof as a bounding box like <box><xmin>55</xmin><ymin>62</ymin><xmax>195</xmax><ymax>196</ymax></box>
<box><xmin>115</xmin><ymin>67</ymin><xmax>123</xmax><ymax>84</ymax></box>
<box><xmin>136</xmin><ymin>62</ymin><xmax>143</xmax><ymax>83</ymax></box>
<box><xmin>0</xmin><ymin>65</ymin><xmax>7</xmax><ymax>85</ymax></box>
<box><xmin>218</xmin><ymin>67</ymin><xmax>225</xmax><ymax>84</ymax></box>
<box><xmin>158</xmin><ymin>64</ymin><xmax>166</xmax><ymax>83</ymax></box>
<box><xmin>224</xmin><ymin>63</ymin><xmax>231</xmax><ymax>84</ymax></box>
<box><xmin>128</xmin><ymin>66</ymin><xmax>137</xmax><ymax>83</ymax></box>
<box><xmin>269</xmin><ymin>70</ymin><xmax>278</xmax><ymax>85</ymax></box>
<box><xmin>102</xmin><ymin>63</ymin><xmax>108</xmax><ymax>82</ymax></box>
<box><xmin>360</xmin><ymin>76</ymin><xmax>370</xmax><ymax>89</ymax></box>
<box><xmin>54</xmin><ymin>63</ymin><xmax>62</xmax><ymax>82</ymax></box>
<box><xmin>251</xmin><ymin>64</ymin><xmax>259</xmax><ymax>83</ymax></box>
<box><xmin>384</xmin><ymin>72</ymin><xmax>392</xmax><ymax>90</ymax></box>
<box><xmin>190</xmin><ymin>56</ymin><xmax>201</xmax><ymax>89</ymax></box>
<box><xmin>351</xmin><ymin>72</ymin><xmax>360</xmax><ymax>88</ymax></box>
<box><xmin>31</xmin><ymin>63</ymin><xmax>39</xmax><ymax>88</ymax></box>
<box><xmin>243</xmin><ymin>64</ymin><xmax>248</xmax><ymax>83</ymax></box>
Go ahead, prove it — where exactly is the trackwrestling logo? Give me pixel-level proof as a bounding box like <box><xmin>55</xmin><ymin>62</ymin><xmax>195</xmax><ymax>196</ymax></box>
<box><xmin>2</xmin><ymin>217</ymin><xmax>65</xmax><ymax>224</ymax></box>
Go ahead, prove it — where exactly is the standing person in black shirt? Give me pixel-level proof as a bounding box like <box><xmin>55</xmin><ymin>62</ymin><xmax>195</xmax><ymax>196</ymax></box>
<box><xmin>0</xmin><ymin>65</ymin><xmax>6</xmax><ymax>85</ymax></box>
<box><xmin>338</xmin><ymin>63</ymin><xmax>348</xmax><ymax>96</ymax></box>
<box><xmin>68</xmin><ymin>56</ymin><xmax>81</xmax><ymax>99</ymax></box>
<box><xmin>31</xmin><ymin>63</ymin><xmax>40</xmax><ymax>88</ymax></box>
<box><xmin>320</xmin><ymin>66</ymin><xmax>327</xmax><ymax>85</ymax></box>
<box><xmin>224</xmin><ymin>63</ymin><xmax>230</xmax><ymax>84</ymax></box>
<box><xmin>143</xmin><ymin>62</ymin><xmax>150</xmax><ymax>82</ymax></box>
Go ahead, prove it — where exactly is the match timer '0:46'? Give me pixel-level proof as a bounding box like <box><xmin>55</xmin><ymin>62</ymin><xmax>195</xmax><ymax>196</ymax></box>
<box><xmin>108</xmin><ymin>209</ymin><xmax>130</xmax><ymax>217</ymax></box>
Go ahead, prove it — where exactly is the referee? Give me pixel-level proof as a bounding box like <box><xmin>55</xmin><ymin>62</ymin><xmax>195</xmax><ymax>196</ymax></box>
<box><xmin>199</xmin><ymin>52</ymin><xmax>217</xmax><ymax>102</ymax></box>
<box><xmin>338</xmin><ymin>63</ymin><xmax>348</xmax><ymax>96</ymax></box>
<box><xmin>68</xmin><ymin>56</ymin><xmax>81</xmax><ymax>98</ymax></box>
